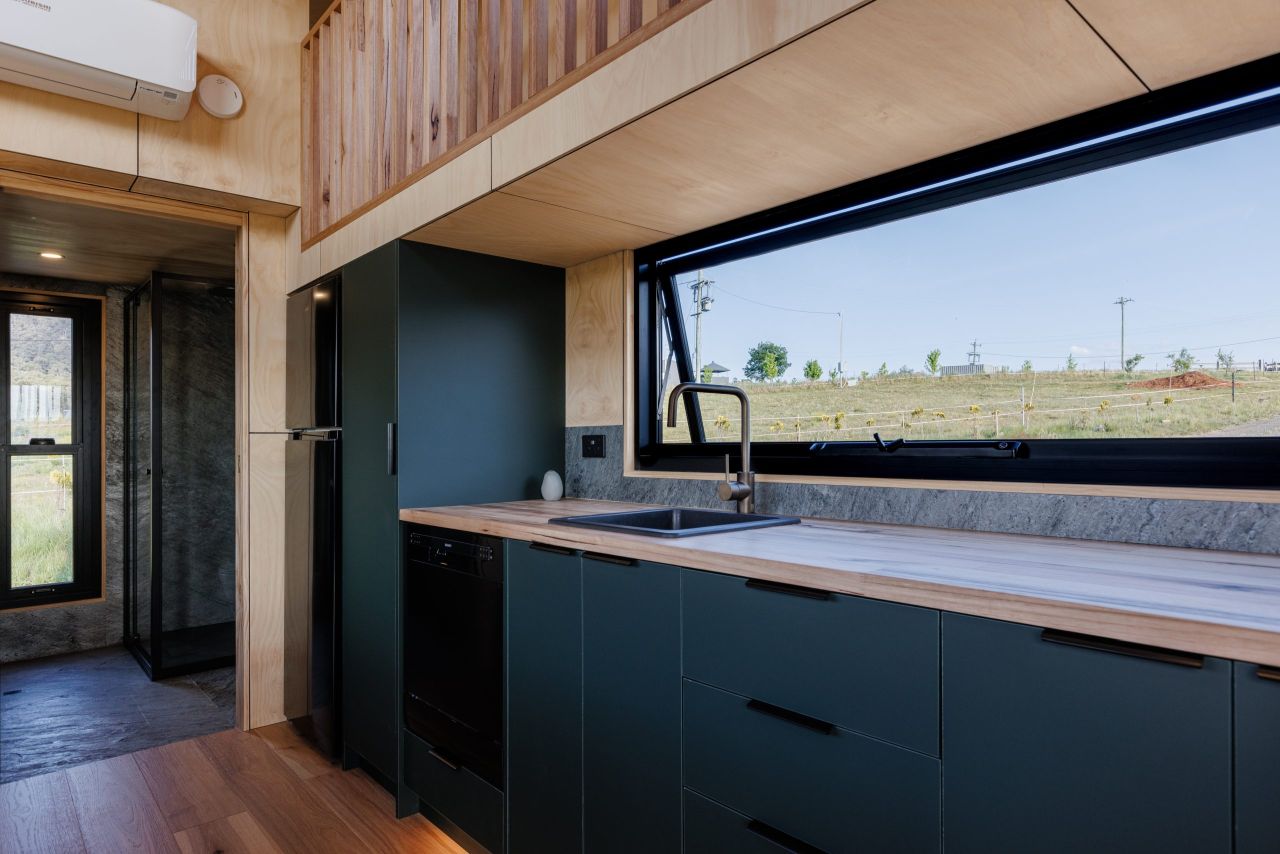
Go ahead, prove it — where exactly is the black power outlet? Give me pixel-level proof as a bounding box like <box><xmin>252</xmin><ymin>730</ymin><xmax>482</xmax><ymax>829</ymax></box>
<box><xmin>582</xmin><ymin>434</ymin><xmax>606</xmax><ymax>458</ymax></box>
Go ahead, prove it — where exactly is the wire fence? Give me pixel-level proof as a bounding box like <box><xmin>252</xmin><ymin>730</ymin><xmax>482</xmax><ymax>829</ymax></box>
<box><xmin>668</xmin><ymin>373</ymin><xmax>1279</xmax><ymax>441</ymax></box>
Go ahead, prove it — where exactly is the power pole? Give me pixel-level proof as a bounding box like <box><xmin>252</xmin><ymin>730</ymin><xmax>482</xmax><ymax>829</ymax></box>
<box><xmin>967</xmin><ymin>339</ymin><xmax>981</xmax><ymax>366</ymax></box>
<box><xmin>837</xmin><ymin>311</ymin><xmax>845</xmax><ymax>386</ymax></box>
<box><xmin>689</xmin><ymin>271</ymin><xmax>714</xmax><ymax>379</ymax></box>
<box><xmin>1114</xmin><ymin>296</ymin><xmax>1134</xmax><ymax>371</ymax></box>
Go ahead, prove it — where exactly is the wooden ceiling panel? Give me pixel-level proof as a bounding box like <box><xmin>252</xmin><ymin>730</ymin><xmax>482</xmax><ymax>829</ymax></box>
<box><xmin>405</xmin><ymin>192</ymin><xmax>672</xmax><ymax>268</ymax></box>
<box><xmin>0</xmin><ymin>191</ymin><xmax>236</xmax><ymax>284</ymax></box>
<box><xmin>1071</xmin><ymin>0</ymin><xmax>1280</xmax><ymax>90</ymax></box>
<box><xmin>500</xmin><ymin>0</ymin><xmax>1145</xmax><ymax>237</ymax></box>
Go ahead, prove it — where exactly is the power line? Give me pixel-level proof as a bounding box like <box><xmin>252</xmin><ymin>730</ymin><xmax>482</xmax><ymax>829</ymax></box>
<box><xmin>710</xmin><ymin>283</ymin><xmax>842</xmax><ymax>317</ymax></box>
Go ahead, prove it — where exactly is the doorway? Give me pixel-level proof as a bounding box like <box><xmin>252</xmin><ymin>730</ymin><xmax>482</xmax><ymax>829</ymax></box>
<box><xmin>0</xmin><ymin>186</ymin><xmax>245</xmax><ymax>784</ymax></box>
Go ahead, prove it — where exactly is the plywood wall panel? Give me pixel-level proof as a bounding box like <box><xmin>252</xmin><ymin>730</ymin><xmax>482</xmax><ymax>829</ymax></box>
<box><xmin>0</xmin><ymin>81</ymin><xmax>138</xmax><ymax>180</ymax></box>
<box><xmin>1070</xmin><ymin>0</ymin><xmax>1280</xmax><ymax>90</ymax></box>
<box><xmin>502</xmin><ymin>0</ymin><xmax>1145</xmax><ymax>236</ymax></box>
<box><xmin>565</xmin><ymin>251</ymin><xmax>629</xmax><ymax>426</ymax></box>
<box><xmin>247</xmin><ymin>433</ymin><xmax>288</xmax><ymax>728</ymax></box>
<box><xmin>246</xmin><ymin>213</ymin><xmax>294</xmax><ymax>433</ymax></box>
<box><xmin>139</xmin><ymin>0</ymin><xmax>307</xmax><ymax>209</ymax></box>
<box><xmin>489</xmin><ymin>0</ymin><xmax>857</xmax><ymax>188</ymax></box>
<box><xmin>404</xmin><ymin>190</ymin><xmax>669</xmax><ymax>266</ymax></box>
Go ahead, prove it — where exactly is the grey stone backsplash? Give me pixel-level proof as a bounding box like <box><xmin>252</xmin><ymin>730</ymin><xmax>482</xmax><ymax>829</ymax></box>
<box><xmin>565</xmin><ymin>425</ymin><xmax>1280</xmax><ymax>554</ymax></box>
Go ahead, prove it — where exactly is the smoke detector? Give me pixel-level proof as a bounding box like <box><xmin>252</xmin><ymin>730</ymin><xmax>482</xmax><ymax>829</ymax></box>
<box><xmin>197</xmin><ymin>74</ymin><xmax>243</xmax><ymax>119</ymax></box>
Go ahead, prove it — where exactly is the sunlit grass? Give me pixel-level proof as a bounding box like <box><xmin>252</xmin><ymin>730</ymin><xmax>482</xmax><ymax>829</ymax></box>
<box><xmin>669</xmin><ymin>369</ymin><xmax>1280</xmax><ymax>443</ymax></box>
<box><xmin>10</xmin><ymin>456</ymin><xmax>73</xmax><ymax>589</ymax></box>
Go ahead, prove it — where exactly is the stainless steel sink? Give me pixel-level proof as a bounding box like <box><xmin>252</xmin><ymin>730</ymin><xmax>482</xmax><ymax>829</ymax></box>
<box><xmin>548</xmin><ymin>507</ymin><xmax>801</xmax><ymax>538</ymax></box>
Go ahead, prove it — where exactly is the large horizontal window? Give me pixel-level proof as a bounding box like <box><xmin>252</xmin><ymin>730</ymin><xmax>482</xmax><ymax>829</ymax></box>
<box><xmin>635</xmin><ymin>60</ymin><xmax>1280</xmax><ymax>489</ymax></box>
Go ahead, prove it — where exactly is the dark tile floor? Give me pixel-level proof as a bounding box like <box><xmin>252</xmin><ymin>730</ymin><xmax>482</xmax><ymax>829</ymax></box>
<box><xmin>0</xmin><ymin>645</ymin><xmax>235</xmax><ymax>784</ymax></box>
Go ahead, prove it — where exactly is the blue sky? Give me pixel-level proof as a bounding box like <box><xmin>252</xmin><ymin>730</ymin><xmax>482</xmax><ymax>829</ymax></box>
<box><xmin>678</xmin><ymin>123</ymin><xmax>1279</xmax><ymax>378</ymax></box>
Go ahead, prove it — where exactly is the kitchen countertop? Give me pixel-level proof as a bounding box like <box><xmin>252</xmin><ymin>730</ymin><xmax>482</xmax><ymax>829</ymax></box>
<box><xmin>400</xmin><ymin>499</ymin><xmax>1280</xmax><ymax>667</ymax></box>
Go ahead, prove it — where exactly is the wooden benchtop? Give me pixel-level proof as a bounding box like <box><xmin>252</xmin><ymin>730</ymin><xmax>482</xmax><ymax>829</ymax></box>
<box><xmin>400</xmin><ymin>499</ymin><xmax>1280</xmax><ymax>667</ymax></box>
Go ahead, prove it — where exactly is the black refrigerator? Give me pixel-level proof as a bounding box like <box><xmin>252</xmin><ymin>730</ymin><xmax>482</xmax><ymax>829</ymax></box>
<box><xmin>284</xmin><ymin>274</ymin><xmax>342</xmax><ymax>757</ymax></box>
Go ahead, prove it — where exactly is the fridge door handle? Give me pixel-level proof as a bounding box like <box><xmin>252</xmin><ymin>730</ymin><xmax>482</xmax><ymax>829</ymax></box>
<box><xmin>290</xmin><ymin>428</ymin><xmax>341</xmax><ymax>441</ymax></box>
<box><xmin>386</xmin><ymin>422</ymin><xmax>397</xmax><ymax>476</ymax></box>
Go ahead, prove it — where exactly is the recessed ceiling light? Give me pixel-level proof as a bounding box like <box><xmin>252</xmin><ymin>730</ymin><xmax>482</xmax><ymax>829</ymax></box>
<box><xmin>39</xmin><ymin>252</ymin><xmax>63</xmax><ymax>260</ymax></box>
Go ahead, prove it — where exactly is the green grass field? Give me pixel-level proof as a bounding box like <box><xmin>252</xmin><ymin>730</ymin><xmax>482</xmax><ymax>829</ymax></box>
<box><xmin>10</xmin><ymin>456</ymin><xmax>74</xmax><ymax>589</ymax></box>
<box><xmin>667</xmin><ymin>369</ymin><xmax>1280</xmax><ymax>444</ymax></box>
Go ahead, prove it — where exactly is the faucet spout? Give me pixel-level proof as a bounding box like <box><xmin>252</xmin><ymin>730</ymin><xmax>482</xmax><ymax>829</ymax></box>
<box><xmin>666</xmin><ymin>382</ymin><xmax>754</xmax><ymax>513</ymax></box>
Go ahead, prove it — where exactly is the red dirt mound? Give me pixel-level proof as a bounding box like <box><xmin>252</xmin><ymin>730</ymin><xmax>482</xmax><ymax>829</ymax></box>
<box><xmin>1127</xmin><ymin>371</ymin><xmax>1232</xmax><ymax>390</ymax></box>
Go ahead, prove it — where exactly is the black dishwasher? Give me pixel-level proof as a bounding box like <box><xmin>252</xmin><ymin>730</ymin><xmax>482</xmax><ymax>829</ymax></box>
<box><xmin>403</xmin><ymin>525</ymin><xmax>505</xmax><ymax>789</ymax></box>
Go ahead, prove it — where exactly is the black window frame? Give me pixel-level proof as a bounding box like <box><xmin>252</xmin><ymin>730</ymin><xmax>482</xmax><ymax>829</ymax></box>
<box><xmin>634</xmin><ymin>54</ymin><xmax>1280</xmax><ymax>490</ymax></box>
<box><xmin>1</xmin><ymin>290</ymin><xmax>103</xmax><ymax>609</ymax></box>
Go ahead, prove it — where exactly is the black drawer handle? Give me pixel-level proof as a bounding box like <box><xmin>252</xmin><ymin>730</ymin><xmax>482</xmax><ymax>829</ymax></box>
<box><xmin>746</xmin><ymin>819</ymin><xmax>828</xmax><ymax>854</ymax></box>
<box><xmin>386</xmin><ymin>422</ymin><xmax>397</xmax><ymax>476</ymax></box>
<box><xmin>1040</xmin><ymin>629</ymin><xmax>1203</xmax><ymax>669</ymax></box>
<box><xmin>582</xmin><ymin>551</ymin><xmax>636</xmax><ymax>566</ymax></box>
<box><xmin>529</xmin><ymin>542</ymin><xmax>577</xmax><ymax>556</ymax></box>
<box><xmin>745</xmin><ymin>578</ymin><xmax>833</xmax><ymax>601</ymax></box>
<box><xmin>428</xmin><ymin>748</ymin><xmax>459</xmax><ymax>771</ymax></box>
<box><xmin>1258</xmin><ymin>666</ymin><xmax>1280</xmax><ymax>683</ymax></box>
<box><xmin>745</xmin><ymin>698</ymin><xmax>835</xmax><ymax>736</ymax></box>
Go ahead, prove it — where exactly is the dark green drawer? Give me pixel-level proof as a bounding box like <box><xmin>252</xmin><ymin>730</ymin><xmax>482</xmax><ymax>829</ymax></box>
<box><xmin>943</xmin><ymin>614</ymin><xmax>1231</xmax><ymax>854</ymax></box>
<box><xmin>403</xmin><ymin>729</ymin><xmax>504</xmax><ymax>854</ymax></box>
<box><xmin>684</xmin><ymin>789</ymin><xmax>800</xmax><ymax>854</ymax></box>
<box><xmin>683</xmin><ymin>679</ymin><xmax>941</xmax><ymax>854</ymax></box>
<box><xmin>1236</xmin><ymin>662</ymin><xmax>1280</xmax><ymax>854</ymax></box>
<box><xmin>682</xmin><ymin>568</ymin><xmax>939</xmax><ymax>755</ymax></box>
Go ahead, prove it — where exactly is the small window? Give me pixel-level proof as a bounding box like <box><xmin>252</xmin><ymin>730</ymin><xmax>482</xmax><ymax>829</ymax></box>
<box><xmin>635</xmin><ymin>68</ymin><xmax>1280</xmax><ymax>489</ymax></box>
<box><xmin>2</xmin><ymin>292</ymin><xmax>103</xmax><ymax>608</ymax></box>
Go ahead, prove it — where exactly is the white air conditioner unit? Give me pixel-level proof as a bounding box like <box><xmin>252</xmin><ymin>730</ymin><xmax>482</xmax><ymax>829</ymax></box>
<box><xmin>0</xmin><ymin>0</ymin><xmax>197</xmax><ymax>121</ymax></box>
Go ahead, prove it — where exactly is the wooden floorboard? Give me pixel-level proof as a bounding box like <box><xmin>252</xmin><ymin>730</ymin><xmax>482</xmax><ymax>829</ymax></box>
<box><xmin>0</xmin><ymin>769</ymin><xmax>87</xmax><ymax>853</ymax></box>
<box><xmin>307</xmin><ymin>767</ymin><xmax>465</xmax><ymax>854</ymax></box>
<box><xmin>134</xmin><ymin>738</ymin><xmax>248</xmax><ymax>832</ymax></box>
<box><xmin>196</xmin><ymin>729</ymin><xmax>374</xmax><ymax>853</ymax></box>
<box><xmin>65</xmin><ymin>754</ymin><xmax>178</xmax><ymax>854</ymax></box>
<box><xmin>0</xmin><ymin>727</ymin><xmax>460</xmax><ymax>853</ymax></box>
<box><xmin>173</xmin><ymin>811</ymin><xmax>284</xmax><ymax>854</ymax></box>
<box><xmin>253</xmin><ymin>721</ymin><xmax>338</xmax><ymax>781</ymax></box>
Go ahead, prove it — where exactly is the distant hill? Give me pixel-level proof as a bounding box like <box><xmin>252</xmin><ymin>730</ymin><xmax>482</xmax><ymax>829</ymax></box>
<box><xmin>10</xmin><ymin>315</ymin><xmax>72</xmax><ymax>386</ymax></box>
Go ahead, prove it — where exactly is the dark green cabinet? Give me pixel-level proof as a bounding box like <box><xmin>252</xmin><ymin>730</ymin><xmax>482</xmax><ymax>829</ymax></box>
<box><xmin>403</xmin><ymin>730</ymin><xmax>504</xmax><ymax>854</ymax></box>
<box><xmin>943</xmin><ymin>614</ymin><xmax>1232</xmax><ymax>854</ymax></box>
<box><xmin>582</xmin><ymin>555</ymin><xmax>681</xmax><ymax>854</ymax></box>
<box><xmin>493</xmin><ymin>545</ymin><xmax>1256</xmax><ymax>854</ymax></box>
<box><xmin>339</xmin><ymin>240</ymin><xmax>563</xmax><ymax>801</ymax></box>
<box><xmin>1235</xmin><ymin>661</ymin><xmax>1280</xmax><ymax>853</ymax></box>
<box><xmin>684</xmin><ymin>679</ymin><xmax>940</xmax><ymax>853</ymax></box>
<box><xmin>504</xmin><ymin>546</ymin><xmax>683</xmax><ymax>854</ymax></box>
<box><xmin>340</xmin><ymin>243</ymin><xmax>400</xmax><ymax>784</ymax></box>
<box><xmin>682</xmin><ymin>567</ymin><xmax>939</xmax><ymax>755</ymax></box>
<box><xmin>683</xmin><ymin>789</ymin><xmax>795</xmax><ymax>853</ymax></box>
<box><xmin>505</xmin><ymin>543</ymin><xmax>583</xmax><ymax>854</ymax></box>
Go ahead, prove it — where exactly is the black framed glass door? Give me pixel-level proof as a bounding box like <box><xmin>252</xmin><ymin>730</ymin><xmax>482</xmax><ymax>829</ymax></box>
<box><xmin>124</xmin><ymin>273</ymin><xmax>236</xmax><ymax>679</ymax></box>
<box><xmin>1</xmin><ymin>291</ymin><xmax>102</xmax><ymax>609</ymax></box>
